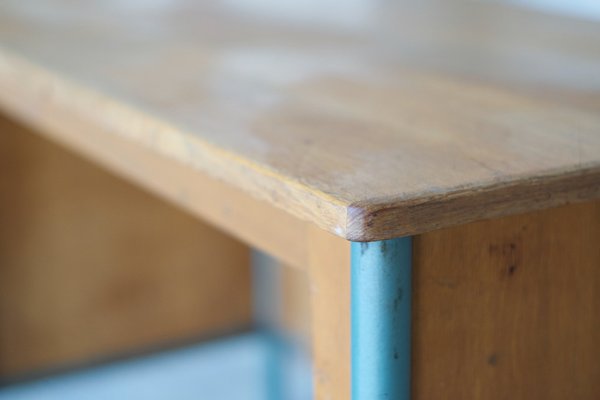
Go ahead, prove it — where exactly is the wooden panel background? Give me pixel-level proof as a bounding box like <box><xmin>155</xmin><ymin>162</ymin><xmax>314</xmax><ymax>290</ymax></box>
<box><xmin>0</xmin><ymin>114</ymin><xmax>252</xmax><ymax>378</ymax></box>
<box><xmin>413</xmin><ymin>200</ymin><xmax>600</xmax><ymax>400</ymax></box>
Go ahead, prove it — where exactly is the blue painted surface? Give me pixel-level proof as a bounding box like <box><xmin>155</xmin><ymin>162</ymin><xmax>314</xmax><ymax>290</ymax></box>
<box><xmin>351</xmin><ymin>237</ymin><xmax>412</xmax><ymax>400</ymax></box>
<box><xmin>252</xmin><ymin>250</ymin><xmax>289</xmax><ymax>400</ymax></box>
<box><xmin>264</xmin><ymin>331</ymin><xmax>286</xmax><ymax>400</ymax></box>
<box><xmin>0</xmin><ymin>332</ymin><xmax>312</xmax><ymax>400</ymax></box>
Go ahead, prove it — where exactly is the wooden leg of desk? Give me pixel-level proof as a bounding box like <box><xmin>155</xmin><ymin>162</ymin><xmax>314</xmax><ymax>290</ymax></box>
<box><xmin>308</xmin><ymin>228</ymin><xmax>351</xmax><ymax>400</ymax></box>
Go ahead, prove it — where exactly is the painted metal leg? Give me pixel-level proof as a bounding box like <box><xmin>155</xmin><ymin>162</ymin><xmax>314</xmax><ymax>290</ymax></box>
<box><xmin>252</xmin><ymin>251</ymin><xmax>286</xmax><ymax>400</ymax></box>
<box><xmin>351</xmin><ymin>237</ymin><xmax>413</xmax><ymax>400</ymax></box>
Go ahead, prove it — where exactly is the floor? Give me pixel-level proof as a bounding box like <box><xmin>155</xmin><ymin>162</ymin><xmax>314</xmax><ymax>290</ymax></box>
<box><xmin>0</xmin><ymin>332</ymin><xmax>312</xmax><ymax>400</ymax></box>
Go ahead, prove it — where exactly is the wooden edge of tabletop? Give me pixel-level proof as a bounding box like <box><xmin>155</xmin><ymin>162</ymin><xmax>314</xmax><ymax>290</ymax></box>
<box><xmin>347</xmin><ymin>167</ymin><xmax>600</xmax><ymax>241</ymax></box>
<box><xmin>1</xmin><ymin>47</ymin><xmax>599</xmax><ymax>243</ymax></box>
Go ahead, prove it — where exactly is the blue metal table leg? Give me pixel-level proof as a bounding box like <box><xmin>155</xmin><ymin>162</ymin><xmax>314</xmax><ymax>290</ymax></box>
<box><xmin>351</xmin><ymin>237</ymin><xmax>413</xmax><ymax>400</ymax></box>
<box><xmin>252</xmin><ymin>251</ymin><xmax>285</xmax><ymax>400</ymax></box>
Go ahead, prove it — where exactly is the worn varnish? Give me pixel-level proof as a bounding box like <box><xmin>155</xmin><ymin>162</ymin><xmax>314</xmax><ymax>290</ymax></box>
<box><xmin>412</xmin><ymin>200</ymin><xmax>600</xmax><ymax>400</ymax></box>
<box><xmin>0</xmin><ymin>0</ymin><xmax>599</xmax><ymax>241</ymax></box>
<box><xmin>0</xmin><ymin>115</ymin><xmax>251</xmax><ymax>378</ymax></box>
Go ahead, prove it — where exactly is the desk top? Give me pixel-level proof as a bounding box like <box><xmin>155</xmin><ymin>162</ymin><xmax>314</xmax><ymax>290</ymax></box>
<box><xmin>0</xmin><ymin>0</ymin><xmax>599</xmax><ymax>241</ymax></box>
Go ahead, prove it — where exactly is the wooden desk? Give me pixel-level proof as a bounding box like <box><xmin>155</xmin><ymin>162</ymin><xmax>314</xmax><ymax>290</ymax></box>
<box><xmin>0</xmin><ymin>0</ymin><xmax>598</xmax><ymax>399</ymax></box>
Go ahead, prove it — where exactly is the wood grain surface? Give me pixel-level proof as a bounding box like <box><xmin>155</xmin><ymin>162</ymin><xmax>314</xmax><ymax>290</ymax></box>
<box><xmin>412</xmin><ymin>200</ymin><xmax>600</xmax><ymax>400</ymax></box>
<box><xmin>0</xmin><ymin>115</ymin><xmax>252</xmax><ymax>378</ymax></box>
<box><xmin>0</xmin><ymin>0</ymin><xmax>599</xmax><ymax>240</ymax></box>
